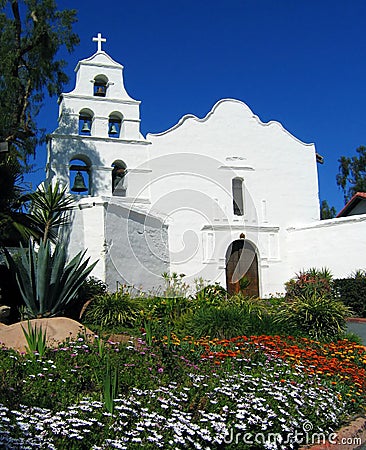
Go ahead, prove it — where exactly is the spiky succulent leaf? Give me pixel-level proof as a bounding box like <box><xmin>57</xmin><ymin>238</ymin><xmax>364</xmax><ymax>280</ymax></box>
<box><xmin>5</xmin><ymin>239</ymin><xmax>97</xmax><ymax>318</ymax></box>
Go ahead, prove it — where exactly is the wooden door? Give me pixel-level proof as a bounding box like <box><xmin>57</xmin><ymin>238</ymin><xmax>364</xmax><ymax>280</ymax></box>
<box><xmin>226</xmin><ymin>240</ymin><xmax>259</xmax><ymax>297</ymax></box>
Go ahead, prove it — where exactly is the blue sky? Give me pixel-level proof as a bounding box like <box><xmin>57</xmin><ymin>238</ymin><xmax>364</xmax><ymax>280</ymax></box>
<box><xmin>29</xmin><ymin>0</ymin><xmax>366</xmax><ymax>213</ymax></box>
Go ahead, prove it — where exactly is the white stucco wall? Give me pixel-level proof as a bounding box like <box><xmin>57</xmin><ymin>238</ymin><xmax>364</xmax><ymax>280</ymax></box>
<box><xmin>143</xmin><ymin>99</ymin><xmax>320</xmax><ymax>292</ymax></box>
<box><xmin>287</xmin><ymin>214</ymin><xmax>366</xmax><ymax>279</ymax></box>
<box><xmin>47</xmin><ymin>46</ymin><xmax>366</xmax><ymax>298</ymax></box>
<box><xmin>104</xmin><ymin>199</ymin><xmax>169</xmax><ymax>291</ymax></box>
<box><xmin>147</xmin><ymin>99</ymin><xmax>320</xmax><ymax>227</ymax></box>
<box><xmin>67</xmin><ymin>198</ymin><xmax>107</xmax><ymax>281</ymax></box>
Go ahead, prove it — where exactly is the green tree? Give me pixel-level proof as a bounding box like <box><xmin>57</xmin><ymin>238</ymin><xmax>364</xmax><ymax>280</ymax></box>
<box><xmin>320</xmin><ymin>199</ymin><xmax>336</xmax><ymax>220</ymax></box>
<box><xmin>0</xmin><ymin>0</ymin><xmax>79</xmax><ymax>244</ymax></box>
<box><xmin>0</xmin><ymin>153</ymin><xmax>28</xmax><ymax>245</ymax></box>
<box><xmin>0</xmin><ymin>0</ymin><xmax>79</xmax><ymax>163</ymax></box>
<box><xmin>336</xmin><ymin>146</ymin><xmax>366</xmax><ymax>204</ymax></box>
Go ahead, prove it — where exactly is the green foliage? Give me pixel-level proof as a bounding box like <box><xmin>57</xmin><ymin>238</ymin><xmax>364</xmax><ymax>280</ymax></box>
<box><xmin>21</xmin><ymin>320</ymin><xmax>47</xmax><ymax>358</ymax></box>
<box><xmin>161</xmin><ymin>272</ymin><xmax>189</xmax><ymax>297</ymax></box>
<box><xmin>285</xmin><ymin>267</ymin><xmax>333</xmax><ymax>299</ymax></box>
<box><xmin>239</xmin><ymin>276</ymin><xmax>251</xmax><ymax>291</ymax></box>
<box><xmin>0</xmin><ymin>0</ymin><xmax>79</xmax><ymax>163</ymax></box>
<box><xmin>0</xmin><ymin>0</ymin><xmax>79</xmax><ymax>247</ymax></box>
<box><xmin>79</xmin><ymin>277</ymin><xmax>108</xmax><ymax>301</ymax></box>
<box><xmin>4</xmin><ymin>239</ymin><xmax>97</xmax><ymax>318</ymax></box>
<box><xmin>333</xmin><ymin>270</ymin><xmax>366</xmax><ymax>317</ymax></box>
<box><xmin>0</xmin><ymin>332</ymin><xmax>363</xmax><ymax>447</ymax></box>
<box><xmin>182</xmin><ymin>305</ymin><xmax>242</xmax><ymax>339</ymax></box>
<box><xmin>274</xmin><ymin>292</ymin><xmax>353</xmax><ymax>340</ymax></box>
<box><xmin>142</xmin><ymin>295</ymin><xmax>192</xmax><ymax>325</ymax></box>
<box><xmin>340</xmin><ymin>331</ymin><xmax>364</xmax><ymax>346</ymax></box>
<box><xmin>184</xmin><ymin>295</ymin><xmax>288</xmax><ymax>339</ymax></box>
<box><xmin>336</xmin><ymin>146</ymin><xmax>366</xmax><ymax>203</ymax></box>
<box><xmin>83</xmin><ymin>288</ymin><xmax>141</xmax><ymax>328</ymax></box>
<box><xmin>194</xmin><ymin>282</ymin><xmax>227</xmax><ymax>306</ymax></box>
<box><xmin>25</xmin><ymin>181</ymin><xmax>75</xmax><ymax>243</ymax></box>
<box><xmin>64</xmin><ymin>276</ymin><xmax>108</xmax><ymax>321</ymax></box>
<box><xmin>102</xmin><ymin>358</ymin><xmax>119</xmax><ymax>414</ymax></box>
<box><xmin>1</xmin><ymin>175</ymin><xmax>75</xmax><ymax>248</ymax></box>
<box><xmin>0</xmin><ymin>153</ymin><xmax>32</xmax><ymax>246</ymax></box>
<box><xmin>320</xmin><ymin>199</ymin><xmax>337</xmax><ymax>219</ymax></box>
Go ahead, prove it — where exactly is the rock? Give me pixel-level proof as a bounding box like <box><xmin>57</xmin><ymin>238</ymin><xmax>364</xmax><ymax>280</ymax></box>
<box><xmin>0</xmin><ymin>317</ymin><xmax>95</xmax><ymax>353</ymax></box>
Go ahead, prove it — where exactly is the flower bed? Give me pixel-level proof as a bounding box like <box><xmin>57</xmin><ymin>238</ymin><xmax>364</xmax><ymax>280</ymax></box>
<box><xmin>0</xmin><ymin>334</ymin><xmax>365</xmax><ymax>449</ymax></box>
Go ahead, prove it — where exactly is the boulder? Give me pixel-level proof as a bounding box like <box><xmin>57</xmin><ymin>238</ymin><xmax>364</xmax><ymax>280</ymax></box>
<box><xmin>0</xmin><ymin>317</ymin><xmax>95</xmax><ymax>353</ymax></box>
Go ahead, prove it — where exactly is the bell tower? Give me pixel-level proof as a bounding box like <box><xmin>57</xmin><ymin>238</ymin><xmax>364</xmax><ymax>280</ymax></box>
<box><xmin>46</xmin><ymin>34</ymin><xmax>158</xmax><ymax>284</ymax></box>
<box><xmin>47</xmin><ymin>33</ymin><xmax>151</xmax><ymax>198</ymax></box>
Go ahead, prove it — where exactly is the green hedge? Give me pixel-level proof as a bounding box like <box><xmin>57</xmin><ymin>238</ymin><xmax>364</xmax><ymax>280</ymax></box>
<box><xmin>333</xmin><ymin>277</ymin><xmax>366</xmax><ymax>318</ymax></box>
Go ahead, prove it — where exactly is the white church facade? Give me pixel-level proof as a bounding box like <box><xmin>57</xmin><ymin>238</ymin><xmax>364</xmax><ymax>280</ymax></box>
<box><xmin>46</xmin><ymin>35</ymin><xmax>366</xmax><ymax>297</ymax></box>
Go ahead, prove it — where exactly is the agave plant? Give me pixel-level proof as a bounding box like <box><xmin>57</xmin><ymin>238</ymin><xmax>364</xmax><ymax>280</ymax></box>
<box><xmin>4</xmin><ymin>239</ymin><xmax>97</xmax><ymax>318</ymax></box>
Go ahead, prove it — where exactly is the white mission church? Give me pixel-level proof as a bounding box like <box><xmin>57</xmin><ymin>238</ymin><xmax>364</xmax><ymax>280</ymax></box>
<box><xmin>46</xmin><ymin>34</ymin><xmax>366</xmax><ymax>296</ymax></box>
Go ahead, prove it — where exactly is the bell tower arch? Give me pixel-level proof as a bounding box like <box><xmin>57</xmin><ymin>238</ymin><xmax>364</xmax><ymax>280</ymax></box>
<box><xmin>45</xmin><ymin>34</ymin><xmax>158</xmax><ymax>286</ymax></box>
<box><xmin>47</xmin><ymin>33</ymin><xmax>151</xmax><ymax>198</ymax></box>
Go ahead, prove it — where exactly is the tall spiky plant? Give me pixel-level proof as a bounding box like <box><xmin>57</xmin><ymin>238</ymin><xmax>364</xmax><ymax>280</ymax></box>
<box><xmin>0</xmin><ymin>177</ymin><xmax>74</xmax><ymax>246</ymax></box>
<box><xmin>4</xmin><ymin>239</ymin><xmax>97</xmax><ymax>318</ymax></box>
<box><xmin>26</xmin><ymin>181</ymin><xmax>75</xmax><ymax>243</ymax></box>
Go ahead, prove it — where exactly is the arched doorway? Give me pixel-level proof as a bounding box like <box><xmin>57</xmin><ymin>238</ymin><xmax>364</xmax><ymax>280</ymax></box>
<box><xmin>225</xmin><ymin>239</ymin><xmax>259</xmax><ymax>297</ymax></box>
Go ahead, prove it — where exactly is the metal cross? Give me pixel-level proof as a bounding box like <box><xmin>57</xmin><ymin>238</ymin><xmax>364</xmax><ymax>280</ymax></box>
<box><xmin>92</xmin><ymin>33</ymin><xmax>106</xmax><ymax>52</ymax></box>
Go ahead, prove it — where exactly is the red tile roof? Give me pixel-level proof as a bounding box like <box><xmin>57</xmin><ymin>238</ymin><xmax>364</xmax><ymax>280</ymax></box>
<box><xmin>336</xmin><ymin>192</ymin><xmax>366</xmax><ymax>217</ymax></box>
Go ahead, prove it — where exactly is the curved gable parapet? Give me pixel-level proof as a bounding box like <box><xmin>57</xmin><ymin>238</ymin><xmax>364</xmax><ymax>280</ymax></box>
<box><xmin>65</xmin><ymin>50</ymin><xmax>138</xmax><ymax>103</ymax></box>
<box><xmin>147</xmin><ymin>98</ymin><xmax>314</xmax><ymax>147</ymax></box>
<box><xmin>75</xmin><ymin>51</ymin><xmax>123</xmax><ymax>72</ymax></box>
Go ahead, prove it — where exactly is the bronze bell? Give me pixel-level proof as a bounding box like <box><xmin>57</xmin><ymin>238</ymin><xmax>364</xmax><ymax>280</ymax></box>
<box><xmin>81</xmin><ymin>120</ymin><xmax>91</xmax><ymax>133</ymax></box>
<box><xmin>71</xmin><ymin>171</ymin><xmax>88</xmax><ymax>193</ymax></box>
<box><xmin>109</xmin><ymin>123</ymin><xmax>118</xmax><ymax>135</ymax></box>
<box><xmin>95</xmin><ymin>85</ymin><xmax>106</xmax><ymax>96</ymax></box>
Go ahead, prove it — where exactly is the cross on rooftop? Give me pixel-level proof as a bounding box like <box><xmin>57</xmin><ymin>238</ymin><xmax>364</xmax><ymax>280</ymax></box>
<box><xmin>92</xmin><ymin>33</ymin><xmax>106</xmax><ymax>52</ymax></box>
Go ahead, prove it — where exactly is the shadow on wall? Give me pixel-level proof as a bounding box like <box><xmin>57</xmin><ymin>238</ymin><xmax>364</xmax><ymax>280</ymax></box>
<box><xmin>48</xmin><ymin>108</ymin><xmax>106</xmax><ymax>196</ymax></box>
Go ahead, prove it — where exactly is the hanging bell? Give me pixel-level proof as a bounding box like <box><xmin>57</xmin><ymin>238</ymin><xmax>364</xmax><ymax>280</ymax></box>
<box><xmin>71</xmin><ymin>171</ymin><xmax>88</xmax><ymax>193</ymax></box>
<box><xmin>95</xmin><ymin>85</ymin><xmax>106</xmax><ymax>96</ymax></box>
<box><xmin>109</xmin><ymin>123</ymin><xmax>118</xmax><ymax>135</ymax></box>
<box><xmin>81</xmin><ymin>120</ymin><xmax>91</xmax><ymax>133</ymax></box>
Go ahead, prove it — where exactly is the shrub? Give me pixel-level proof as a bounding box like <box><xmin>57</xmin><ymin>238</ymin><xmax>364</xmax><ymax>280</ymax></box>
<box><xmin>187</xmin><ymin>304</ymin><xmax>249</xmax><ymax>339</ymax></box>
<box><xmin>194</xmin><ymin>283</ymin><xmax>227</xmax><ymax>306</ymax></box>
<box><xmin>274</xmin><ymin>292</ymin><xmax>353</xmax><ymax>340</ymax></box>
<box><xmin>78</xmin><ymin>277</ymin><xmax>108</xmax><ymax>302</ymax></box>
<box><xmin>83</xmin><ymin>288</ymin><xmax>141</xmax><ymax>328</ymax></box>
<box><xmin>333</xmin><ymin>270</ymin><xmax>366</xmax><ymax>317</ymax></box>
<box><xmin>64</xmin><ymin>276</ymin><xmax>108</xmax><ymax>320</ymax></box>
<box><xmin>285</xmin><ymin>267</ymin><xmax>333</xmax><ymax>299</ymax></box>
<box><xmin>4</xmin><ymin>240</ymin><xmax>97</xmax><ymax>318</ymax></box>
<box><xmin>181</xmin><ymin>294</ymin><xmax>290</xmax><ymax>339</ymax></box>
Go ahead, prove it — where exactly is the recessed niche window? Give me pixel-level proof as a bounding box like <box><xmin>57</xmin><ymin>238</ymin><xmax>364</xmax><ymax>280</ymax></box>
<box><xmin>69</xmin><ymin>157</ymin><xmax>91</xmax><ymax>195</ymax></box>
<box><xmin>79</xmin><ymin>109</ymin><xmax>93</xmax><ymax>135</ymax></box>
<box><xmin>112</xmin><ymin>160</ymin><xmax>127</xmax><ymax>196</ymax></box>
<box><xmin>108</xmin><ymin>113</ymin><xmax>122</xmax><ymax>138</ymax></box>
<box><xmin>232</xmin><ymin>177</ymin><xmax>244</xmax><ymax>216</ymax></box>
<box><xmin>93</xmin><ymin>75</ymin><xmax>108</xmax><ymax>97</ymax></box>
